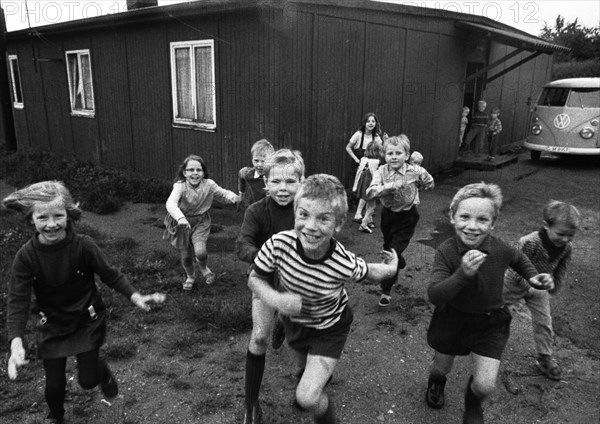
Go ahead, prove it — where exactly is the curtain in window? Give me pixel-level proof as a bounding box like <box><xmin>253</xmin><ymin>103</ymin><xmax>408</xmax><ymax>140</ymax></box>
<box><xmin>195</xmin><ymin>46</ymin><xmax>214</xmax><ymax>124</ymax></box>
<box><xmin>80</xmin><ymin>54</ymin><xmax>94</xmax><ymax>110</ymax></box>
<box><xmin>175</xmin><ymin>48</ymin><xmax>193</xmax><ymax>119</ymax></box>
<box><xmin>67</xmin><ymin>54</ymin><xmax>79</xmax><ymax>109</ymax></box>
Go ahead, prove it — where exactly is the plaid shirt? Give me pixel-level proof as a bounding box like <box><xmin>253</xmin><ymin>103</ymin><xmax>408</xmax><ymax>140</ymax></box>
<box><xmin>487</xmin><ymin>117</ymin><xmax>502</xmax><ymax>136</ymax></box>
<box><xmin>367</xmin><ymin>163</ymin><xmax>434</xmax><ymax>212</ymax></box>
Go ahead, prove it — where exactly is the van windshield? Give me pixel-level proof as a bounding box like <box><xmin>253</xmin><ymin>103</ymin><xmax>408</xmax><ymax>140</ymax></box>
<box><xmin>538</xmin><ymin>87</ymin><xmax>600</xmax><ymax>108</ymax></box>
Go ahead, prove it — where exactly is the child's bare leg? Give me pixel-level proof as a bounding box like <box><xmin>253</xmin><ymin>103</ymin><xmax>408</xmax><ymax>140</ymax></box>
<box><xmin>470</xmin><ymin>353</ymin><xmax>500</xmax><ymax>398</ymax></box>
<box><xmin>180</xmin><ymin>248</ymin><xmax>195</xmax><ymax>281</ymax></box>
<box><xmin>361</xmin><ymin>200</ymin><xmax>376</xmax><ymax>227</ymax></box>
<box><xmin>296</xmin><ymin>354</ymin><xmax>337</xmax><ymax>421</ymax></box>
<box><xmin>192</xmin><ymin>240</ymin><xmax>215</xmax><ymax>283</ymax></box>
<box><xmin>248</xmin><ymin>296</ymin><xmax>276</xmax><ymax>355</ymax></box>
<box><xmin>244</xmin><ymin>296</ymin><xmax>276</xmax><ymax>418</ymax></box>
<box><xmin>354</xmin><ymin>198</ymin><xmax>367</xmax><ymax>219</ymax></box>
<box><xmin>431</xmin><ymin>351</ymin><xmax>455</xmax><ymax>376</ymax></box>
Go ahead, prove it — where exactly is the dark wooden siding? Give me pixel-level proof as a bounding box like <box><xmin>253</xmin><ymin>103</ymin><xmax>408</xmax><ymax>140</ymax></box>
<box><xmin>94</xmin><ymin>28</ymin><xmax>135</xmax><ymax>170</ymax></box>
<box><xmin>125</xmin><ymin>24</ymin><xmax>173</xmax><ymax>179</ymax></box>
<box><xmin>487</xmin><ymin>43</ymin><xmax>554</xmax><ymax>150</ymax></box>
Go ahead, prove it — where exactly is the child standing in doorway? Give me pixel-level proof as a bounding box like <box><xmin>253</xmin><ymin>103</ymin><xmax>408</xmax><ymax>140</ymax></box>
<box><xmin>3</xmin><ymin>181</ymin><xmax>165</xmax><ymax>424</ymax></box>
<box><xmin>164</xmin><ymin>154</ymin><xmax>240</xmax><ymax>290</ymax></box>
<box><xmin>345</xmin><ymin>113</ymin><xmax>384</xmax><ymax>223</ymax></box>
<box><xmin>249</xmin><ymin>174</ymin><xmax>398</xmax><ymax>424</ymax></box>
<box><xmin>236</xmin><ymin>149</ymin><xmax>305</xmax><ymax>424</ymax></box>
<box><xmin>352</xmin><ymin>140</ymin><xmax>383</xmax><ymax>234</ymax></box>
<box><xmin>459</xmin><ymin>106</ymin><xmax>470</xmax><ymax>147</ymax></box>
<box><xmin>367</xmin><ymin>135</ymin><xmax>434</xmax><ymax>307</ymax></box>
<box><xmin>424</xmin><ymin>182</ymin><xmax>554</xmax><ymax>424</ymax></box>
<box><xmin>503</xmin><ymin>200</ymin><xmax>580</xmax><ymax>382</ymax></box>
<box><xmin>486</xmin><ymin>108</ymin><xmax>503</xmax><ymax>161</ymax></box>
<box><xmin>238</xmin><ymin>139</ymin><xmax>275</xmax><ymax>211</ymax></box>
<box><xmin>463</xmin><ymin>100</ymin><xmax>488</xmax><ymax>154</ymax></box>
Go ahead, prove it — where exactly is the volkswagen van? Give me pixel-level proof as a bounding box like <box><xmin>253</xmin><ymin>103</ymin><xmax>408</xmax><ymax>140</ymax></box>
<box><xmin>525</xmin><ymin>78</ymin><xmax>600</xmax><ymax>161</ymax></box>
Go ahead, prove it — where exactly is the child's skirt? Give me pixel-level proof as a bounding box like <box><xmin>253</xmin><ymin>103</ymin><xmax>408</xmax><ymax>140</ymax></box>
<box><xmin>163</xmin><ymin>212</ymin><xmax>211</xmax><ymax>250</ymax></box>
<box><xmin>353</xmin><ymin>168</ymin><xmax>372</xmax><ymax>201</ymax></box>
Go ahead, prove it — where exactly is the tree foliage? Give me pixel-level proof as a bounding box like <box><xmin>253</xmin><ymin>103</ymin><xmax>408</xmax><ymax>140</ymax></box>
<box><xmin>539</xmin><ymin>15</ymin><xmax>600</xmax><ymax>62</ymax></box>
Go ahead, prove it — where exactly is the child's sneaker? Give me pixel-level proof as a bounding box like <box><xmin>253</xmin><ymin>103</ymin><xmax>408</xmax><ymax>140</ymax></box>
<box><xmin>425</xmin><ymin>374</ymin><xmax>446</xmax><ymax>409</ymax></box>
<box><xmin>203</xmin><ymin>270</ymin><xmax>216</xmax><ymax>285</ymax></box>
<box><xmin>100</xmin><ymin>368</ymin><xmax>118</xmax><ymax>398</ymax></box>
<box><xmin>537</xmin><ymin>354</ymin><xmax>562</xmax><ymax>380</ymax></box>
<box><xmin>182</xmin><ymin>277</ymin><xmax>195</xmax><ymax>290</ymax></box>
<box><xmin>367</xmin><ymin>222</ymin><xmax>375</xmax><ymax>229</ymax></box>
<box><xmin>378</xmin><ymin>294</ymin><xmax>391</xmax><ymax>307</ymax></box>
<box><xmin>352</xmin><ymin>216</ymin><xmax>362</xmax><ymax>224</ymax></box>
<box><xmin>358</xmin><ymin>225</ymin><xmax>372</xmax><ymax>234</ymax></box>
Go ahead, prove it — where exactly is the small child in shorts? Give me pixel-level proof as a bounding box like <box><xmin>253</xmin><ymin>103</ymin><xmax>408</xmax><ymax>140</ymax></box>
<box><xmin>424</xmin><ymin>182</ymin><xmax>554</xmax><ymax>424</ymax></box>
<box><xmin>249</xmin><ymin>174</ymin><xmax>398</xmax><ymax>423</ymax></box>
<box><xmin>503</xmin><ymin>200</ymin><xmax>580</xmax><ymax>380</ymax></box>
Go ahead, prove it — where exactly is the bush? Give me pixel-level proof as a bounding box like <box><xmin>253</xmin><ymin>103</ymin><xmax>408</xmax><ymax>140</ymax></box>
<box><xmin>0</xmin><ymin>149</ymin><xmax>171</xmax><ymax>214</ymax></box>
<box><xmin>552</xmin><ymin>59</ymin><xmax>600</xmax><ymax>79</ymax></box>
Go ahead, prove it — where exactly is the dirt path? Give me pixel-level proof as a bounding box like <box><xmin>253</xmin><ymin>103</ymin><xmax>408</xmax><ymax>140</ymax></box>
<box><xmin>2</xmin><ymin>152</ymin><xmax>598</xmax><ymax>423</ymax></box>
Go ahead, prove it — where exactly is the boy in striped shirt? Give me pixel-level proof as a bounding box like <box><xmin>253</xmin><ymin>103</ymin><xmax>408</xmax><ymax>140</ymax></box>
<box><xmin>249</xmin><ymin>174</ymin><xmax>398</xmax><ymax>424</ymax></box>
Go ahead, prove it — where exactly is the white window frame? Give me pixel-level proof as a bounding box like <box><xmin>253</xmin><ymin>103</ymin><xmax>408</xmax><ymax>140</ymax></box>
<box><xmin>170</xmin><ymin>40</ymin><xmax>216</xmax><ymax>131</ymax></box>
<box><xmin>7</xmin><ymin>55</ymin><xmax>24</xmax><ymax>109</ymax></box>
<box><xmin>65</xmin><ymin>49</ymin><xmax>95</xmax><ymax>117</ymax></box>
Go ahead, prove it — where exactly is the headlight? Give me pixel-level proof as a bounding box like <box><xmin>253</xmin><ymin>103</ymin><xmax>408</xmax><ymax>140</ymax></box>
<box><xmin>531</xmin><ymin>124</ymin><xmax>542</xmax><ymax>135</ymax></box>
<box><xmin>580</xmin><ymin>127</ymin><xmax>594</xmax><ymax>139</ymax></box>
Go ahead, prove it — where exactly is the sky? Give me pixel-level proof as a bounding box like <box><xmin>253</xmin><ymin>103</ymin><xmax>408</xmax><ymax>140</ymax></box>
<box><xmin>1</xmin><ymin>0</ymin><xmax>599</xmax><ymax>35</ymax></box>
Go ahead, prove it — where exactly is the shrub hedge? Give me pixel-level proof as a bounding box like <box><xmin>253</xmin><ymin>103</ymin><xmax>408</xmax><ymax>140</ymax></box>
<box><xmin>0</xmin><ymin>149</ymin><xmax>171</xmax><ymax>214</ymax></box>
<box><xmin>552</xmin><ymin>59</ymin><xmax>600</xmax><ymax>80</ymax></box>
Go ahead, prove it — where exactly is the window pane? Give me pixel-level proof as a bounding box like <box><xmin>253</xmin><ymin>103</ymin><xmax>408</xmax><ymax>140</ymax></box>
<box><xmin>538</xmin><ymin>88</ymin><xmax>569</xmax><ymax>107</ymax></box>
<box><xmin>175</xmin><ymin>47</ymin><xmax>193</xmax><ymax>119</ymax></box>
<box><xmin>567</xmin><ymin>88</ymin><xmax>600</xmax><ymax>108</ymax></box>
<box><xmin>195</xmin><ymin>46</ymin><xmax>214</xmax><ymax>124</ymax></box>
<box><xmin>80</xmin><ymin>54</ymin><xmax>94</xmax><ymax>110</ymax></box>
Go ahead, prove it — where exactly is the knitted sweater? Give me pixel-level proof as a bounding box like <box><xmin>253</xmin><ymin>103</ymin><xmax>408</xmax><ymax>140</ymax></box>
<box><xmin>504</xmin><ymin>228</ymin><xmax>571</xmax><ymax>295</ymax></box>
<box><xmin>235</xmin><ymin>196</ymin><xmax>295</xmax><ymax>264</ymax></box>
<box><xmin>7</xmin><ymin>232</ymin><xmax>136</xmax><ymax>342</ymax></box>
<box><xmin>428</xmin><ymin>235</ymin><xmax>538</xmax><ymax>313</ymax></box>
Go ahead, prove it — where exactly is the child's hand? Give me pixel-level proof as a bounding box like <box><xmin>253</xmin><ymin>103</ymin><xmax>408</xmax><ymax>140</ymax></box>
<box><xmin>461</xmin><ymin>249</ymin><xmax>487</xmax><ymax>277</ymax></box>
<box><xmin>8</xmin><ymin>338</ymin><xmax>28</xmax><ymax>380</ymax></box>
<box><xmin>381</xmin><ymin>248</ymin><xmax>398</xmax><ymax>268</ymax></box>
<box><xmin>276</xmin><ymin>292</ymin><xmax>302</xmax><ymax>316</ymax></box>
<box><xmin>529</xmin><ymin>273</ymin><xmax>554</xmax><ymax>291</ymax></box>
<box><xmin>177</xmin><ymin>217</ymin><xmax>191</xmax><ymax>230</ymax></box>
<box><xmin>131</xmin><ymin>292</ymin><xmax>166</xmax><ymax>312</ymax></box>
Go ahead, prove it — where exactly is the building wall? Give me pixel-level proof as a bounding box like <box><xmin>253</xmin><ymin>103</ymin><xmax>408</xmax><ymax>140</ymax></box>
<box><xmin>5</xmin><ymin>3</ymin><xmax>555</xmax><ymax>189</ymax></box>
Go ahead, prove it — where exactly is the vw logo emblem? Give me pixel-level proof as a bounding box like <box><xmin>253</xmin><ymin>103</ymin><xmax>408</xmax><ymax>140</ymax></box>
<box><xmin>554</xmin><ymin>114</ymin><xmax>570</xmax><ymax>129</ymax></box>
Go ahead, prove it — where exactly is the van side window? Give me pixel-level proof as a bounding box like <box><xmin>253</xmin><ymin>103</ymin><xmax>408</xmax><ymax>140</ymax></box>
<box><xmin>538</xmin><ymin>88</ymin><xmax>570</xmax><ymax>106</ymax></box>
<box><xmin>566</xmin><ymin>88</ymin><xmax>600</xmax><ymax>108</ymax></box>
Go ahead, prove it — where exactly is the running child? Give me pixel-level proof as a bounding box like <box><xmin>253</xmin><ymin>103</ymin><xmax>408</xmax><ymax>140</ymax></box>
<box><xmin>235</xmin><ymin>149</ymin><xmax>305</xmax><ymax>424</ymax></box>
<box><xmin>352</xmin><ymin>140</ymin><xmax>383</xmax><ymax>234</ymax></box>
<box><xmin>248</xmin><ymin>174</ymin><xmax>398</xmax><ymax>423</ymax></box>
<box><xmin>164</xmin><ymin>154</ymin><xmax>240</xmax><ymax>290</ymax></box>
<box><xmin>238</xmin><ymin>139</ymin><xmax>275</xmax><ymax>211</ymax></box>
<box><xmin>424</xmin><ymin>182</ymin><xmax>554</xmax><ymax>424</ymax></box>
<box><xmin>3</xmin><ymin>181</ymin><xmax>165</xmax><ymax>424</ymax></box>
<box><xmin>366</xmin><ymin>135</ymin><xmax>434</xmax><ymax>307</ymax></box>
<box><xmin>503</xmin><ymin>200</ymin><xmax>580</xmax><ymax>381</ymax></box>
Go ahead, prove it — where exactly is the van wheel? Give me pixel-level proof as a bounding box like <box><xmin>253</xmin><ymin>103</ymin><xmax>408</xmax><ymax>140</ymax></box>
<box><xmin>530</xmin><ymin>151</ymin><xmax>541</xmax><ymax>162</ymax></box>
